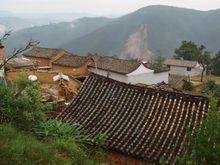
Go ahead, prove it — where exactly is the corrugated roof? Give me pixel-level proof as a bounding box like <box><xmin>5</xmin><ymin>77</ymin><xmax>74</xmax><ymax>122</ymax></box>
<box><xmin>164</xmin><ymin>59</ymin><xmax>198</xmax><ymax>68</ymax></box>
<box><xmin>52</xmin><ymin>54</ymin><xmax>87</xmax><ymax>68</ymax></box>
<box><xmin>56</xmin><ymin>73</ymin><xmax>209</xmax><ymax>164</ymax></box>
<box><xmin>88</xmin><ymin>54</ymin><xmax>141</xmax><ymax>74</ymax></box>
<box><xmin>23</xmin><ymin>47</ymin><xmax>64</xmax><ymax>59</ymax></box>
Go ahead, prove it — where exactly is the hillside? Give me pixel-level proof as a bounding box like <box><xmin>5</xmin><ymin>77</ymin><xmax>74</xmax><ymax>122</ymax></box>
<box><xmin>4</xmin><ymin>17</ymin><xmax>112</xmax><ymax>56</ymax></box>
<box><xmin>3</xmin><ymin>5</ymin><xmax>220</xmax><ymax>59</ymax></box>
<box><xmin>62</xmin><ymin>5</ymin><xmax>220</xmax><ymax>59</ymax></box>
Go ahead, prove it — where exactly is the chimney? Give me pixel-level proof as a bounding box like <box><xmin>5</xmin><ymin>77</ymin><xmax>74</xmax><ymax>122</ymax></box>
<box><xmin>0</xmin><ymin>42</ymin><xmax>4</xmax><ymax>61</ymax></box>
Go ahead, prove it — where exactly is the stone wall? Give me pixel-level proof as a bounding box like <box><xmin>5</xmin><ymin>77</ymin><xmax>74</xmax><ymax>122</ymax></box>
<box><xmin>168</xmin><ymin>74</ymin><xmax>186</xmax><ymax>87</ymax></box>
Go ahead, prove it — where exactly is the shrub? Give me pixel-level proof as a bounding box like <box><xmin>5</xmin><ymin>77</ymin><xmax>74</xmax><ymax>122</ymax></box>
<box><xmin>34</xmin><ymin>120</ymin><xmax>82</xmax><ymax>140</ymax></box>
<box><xmin>202</xmin><ymin>80</ymin><xmax>220</xmax><ymax>97</ymax></box>
<box><xmin>182</xmin><ymin>80</ymin><xmax>194</xmax><ymax>91</ymax></box>
<box><xmin>178</xmin><ymin>98</ymin><xmax>220</xmax><ymax>164</ymax></box>
<box><xmin>0</xmin><ymin>74</ymin><xmax>52</xmax><ymax>131</ymax></box>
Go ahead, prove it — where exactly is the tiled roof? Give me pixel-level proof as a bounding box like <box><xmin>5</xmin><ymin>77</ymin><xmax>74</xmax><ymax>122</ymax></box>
<box><xmin>88</xmin><ymin>54</ymin><xmax>141</xmax><ymax>74</ymax></box>
<box><xmin>23</xmin><ymin>47</ymin><xmax>64</xmax><ymax>59</ymax></box>
<box><xmin>52</xmin><ymin>54</ymin><xmax>87</xmax><ymax>68</ymax></box>
<box><xmin>149</xmin><ymin>81</ymin><xmax>183</xmax><ymax>93</ymax></box>
<box><xmin>56</xmin><ymin>73</ymin><xmax>209</xmax><ymax>164</ymax></box>
<box><xmin>7</xmin><ymin>57</ymin><xmax>37</xmax><ymax>68</ymax></box>
<box><xmin>143</xmin><ymin>63</ymin><xmax>170</xmax><ymax>73</ymax></box>
<box><xmin>164</xmin><ymin>59</ymin><xmax>198</xmax><ymax>68</ymax></box>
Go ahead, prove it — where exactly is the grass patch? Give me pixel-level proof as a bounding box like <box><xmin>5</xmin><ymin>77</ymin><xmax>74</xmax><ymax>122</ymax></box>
<box><xmin>191</xmin><ymin>75</ymin><xmax>220</xmax><ymax>85</ymax></box>
<box><xmin>0</xmin><ymin>124</ymin><xmax>68</xmax><ymax>165</ymax></box>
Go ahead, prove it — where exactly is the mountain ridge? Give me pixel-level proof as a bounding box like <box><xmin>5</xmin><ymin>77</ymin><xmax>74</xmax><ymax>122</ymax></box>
<box><xmin>62</xmin><ymin>5</ymin><xmax>220</xmax><ymax>59</ymax></box>
<box><xmin>3</xmin><ymin>5</ymin><xmax>220</xmax><ymax>59</ymax></box>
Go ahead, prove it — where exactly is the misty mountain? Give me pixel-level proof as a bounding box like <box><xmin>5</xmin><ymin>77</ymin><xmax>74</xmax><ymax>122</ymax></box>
<box><xmin>3</xmin><ymin>6</ymin><xmax>220</xmax><ymax>59</ymax></box>
<box><xmin>0</xmin><ymin>17</ymin><xmax>37</xmax><ymax>32</ymax></box>
<box><xmin>4</xmin><ymin>17</ymin><xmax>112</xmax><ymax>56</ymax></box>
<box><xmin>0</xmin><ymin>10</ymin><xmax>98</xmax><ymax>22</ymax></box>
<box><xmin>0</xmin><ymin>10</ymin><xmax>100</xmax><ymax>33</ymax></box>
<box><xmin>62</xmin><ymin>5</ymin><xmax>220</xmax><ymax>59</ymax></box>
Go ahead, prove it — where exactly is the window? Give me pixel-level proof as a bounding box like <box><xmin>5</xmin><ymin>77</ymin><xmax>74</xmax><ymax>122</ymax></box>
<box><xmin>187</xmin><ymin>67</ymin><xmax>191</xmax><ymax>71</ymax></box>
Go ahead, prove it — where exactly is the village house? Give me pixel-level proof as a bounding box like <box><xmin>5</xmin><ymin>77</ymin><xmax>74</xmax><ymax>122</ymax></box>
<box><xmin>23</xmin><ymin>47</ymin><xmax>93</xmax><ymax>77</ymax></box>
<box><xmin>5</xmin><ymin>46</ymin><xmax>94</xmax><ymax>101</ymax></box>
<box><xmin>23</xmin><ymin>47</ymin><xmax>72</xmax><ymax>67</ymax></box>
<box><xmin>88</xmin><ymin>54</ymin><xmax>169</xmax><ymax>85</ymax></box>
<box><xmin>164</xmin><ymin>58</ymin><xmax>205</xmax><ymax>77</ymax></box>
<box><xmin>52</xmin><ymin>54</ymin><xmax>93</xmax><ymax>77</ymax></box>
<box><xmin>5</xmin><ymin>57</ymin><xmax>37</xmax><ymax>70</ymax></box>
<box><xmin>55</xmin><ymin>73</ymin><xmax>209</xmax><ymax>164</ymax></box>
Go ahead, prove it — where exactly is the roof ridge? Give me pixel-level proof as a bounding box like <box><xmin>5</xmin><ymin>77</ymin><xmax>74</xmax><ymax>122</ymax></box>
<box><xmin>89</xmin><ymin>72</ymin><xmax>208</xmax><ymax>100</ymax></box>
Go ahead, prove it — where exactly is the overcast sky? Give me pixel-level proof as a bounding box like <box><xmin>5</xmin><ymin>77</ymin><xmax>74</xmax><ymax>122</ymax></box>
<box><xmin>0</xmin><ymin>0</ymin><xmax>220</xmax><ymax>15</ymax></box>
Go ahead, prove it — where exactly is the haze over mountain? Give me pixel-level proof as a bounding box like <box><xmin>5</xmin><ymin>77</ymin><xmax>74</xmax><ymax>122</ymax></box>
<box><xmin>4</xmin><ymin>17</ymin><xmax>112</xmax><ymax>55</ymax></box>
<box><xmin>0</xmin><ymin>11</ymin><xmax>100</xmax><ymax>33</ymax></box>
<box><xmin>3</xmin><ymin>5</ymin><xmax>220</xmax><ymax>60</ymax></box>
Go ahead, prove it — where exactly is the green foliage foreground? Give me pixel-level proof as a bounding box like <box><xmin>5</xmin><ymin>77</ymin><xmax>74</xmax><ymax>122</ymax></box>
<box><xmin>0</xmin><ymin>75</ymin><xmax>106</xmax><ymax>164</ymax></box>
<box><xmin>0</xmin><ymin>124</ymin><xmax>104</xmax><ymax>165</ymax></box>
<box><xmin>179</xmin><ymin>99</ymin><xmax>220</xmax><ymax>164</ymax></box>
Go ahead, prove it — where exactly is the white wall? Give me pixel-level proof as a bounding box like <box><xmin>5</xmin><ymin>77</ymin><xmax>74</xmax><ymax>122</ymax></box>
<box><xmin>89</xmin><ymin>66</ymin><xmax>169</xmax><ymax>85</ymax></box>
<box><xmin>89</xmin><ymin>67</ymin><xmax>128</xmax><ymax>83</ymax></box>
<box><xmin>127</xmin><ymin>64</ymin><xmax>153</xmax><ymax>76</ymax></box>
<box><xmin>169</xmin><ymin>65</ymin><xmax>204</xmax><ymax>77</ymax></box>
<box><xmin>127</xmin><ymin>71</ymin><xmax>169</xmax><ymax>85</ymax></box>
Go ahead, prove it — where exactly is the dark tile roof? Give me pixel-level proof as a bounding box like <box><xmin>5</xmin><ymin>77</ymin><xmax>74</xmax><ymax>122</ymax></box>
<box><xmin>164</xmin><ymin>59</ymin><xmax>198</xmax><ymax>68</ymax></box>
<box><xmin>23</xmin><ymin>47</ymin><xmax>64</xmax><ymax>59</ymax></box>
<box><xmin>149</xmin><ymin>81</ymin><xmax>183</xmax><ymax>93</ymax></box>
<box><xmin>56</xmin><ymin>73</ymin><xmax>209</xmax><ymax>164</ymax></box>
<box><xmin>88</xmin><ymin>54</ymin><xmax>141</xmax><ymax>74</ymax></box>
<box><xmin>52</xmin><ymin>54</ymin><xmax>88</xmax><ymax>68</ymax></box>
<box><xmin>143</xmin><ymin>63</ymin><xmax>170</xmax><ymax>73</ymax></box>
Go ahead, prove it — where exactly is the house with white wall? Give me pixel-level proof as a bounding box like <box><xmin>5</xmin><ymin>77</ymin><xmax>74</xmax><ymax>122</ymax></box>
<box><xmin>88</xmin><ymin>55</ymin><xmax>169</xmax><ymax>85</ymax></box>
<box><xmin>164</xmin><ymin>59</ymin><xmax>205</xmax><ymax>77</ymax></box>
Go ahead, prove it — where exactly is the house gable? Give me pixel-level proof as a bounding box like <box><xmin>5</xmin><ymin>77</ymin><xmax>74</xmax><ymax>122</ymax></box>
<box><xmin>126</xmin><ymin>63</ymin><xmax>153</xmax><ymax>76</ymax></box>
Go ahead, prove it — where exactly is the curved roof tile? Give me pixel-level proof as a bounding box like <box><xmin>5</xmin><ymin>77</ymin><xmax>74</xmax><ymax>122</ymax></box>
<box><xmin>56</xmin><ymin>73</ymin><xmax>209</xmax><ymax>164</ymax></box>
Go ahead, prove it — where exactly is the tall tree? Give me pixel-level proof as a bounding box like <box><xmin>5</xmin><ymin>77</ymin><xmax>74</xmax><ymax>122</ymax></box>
<box><xmin>153</xmin><ymin>50</ymin><xmax>165</xmax><ymax>71</ymax></box>
<box><xmin>174</xmin><ymin>41</ymin><xmax>201</xmax><ymax>60</ymax></box>
<box><xmin>212</xmin><ymin>51</ymin><xmax>220</xmax><ymax>76</ymax></box>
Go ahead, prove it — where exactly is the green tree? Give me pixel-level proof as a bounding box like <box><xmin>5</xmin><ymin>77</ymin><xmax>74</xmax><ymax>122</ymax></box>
<box><xmin>212</xmin><ymin>51</ymin><xmax>220</xmax><ymax>76</ymax></box>
<box><xmin>179</xmin><ymin>98</ymin><xmax>220</xmax><ymax>164</ymax></box>
<box><xmin>153</xmin><ymin>50</ymin><xmax>165</xmax><ymax>71</ymax></box>
<box><xmin>174</xmin><ymin>41</ymin><xmax>201</xmax><ymax>60</ymax></box>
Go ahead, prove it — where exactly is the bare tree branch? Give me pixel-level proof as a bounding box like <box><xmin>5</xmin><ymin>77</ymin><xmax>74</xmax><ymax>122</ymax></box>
<box><xmin>0</xmin><ymin>30</ymin><xmax>12</xmax><ymax>43</ymax></box>
<box><xmin>0</xmin><ymin>39</ymin><xmax>40</xmax><ymax>69</ymax></box>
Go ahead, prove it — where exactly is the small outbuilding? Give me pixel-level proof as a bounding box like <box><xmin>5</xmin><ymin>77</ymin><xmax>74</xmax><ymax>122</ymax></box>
<box><xmin>164</xmin><ymin>58</ymin><xmax>205</xmax><ymax>77</ymax></box>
